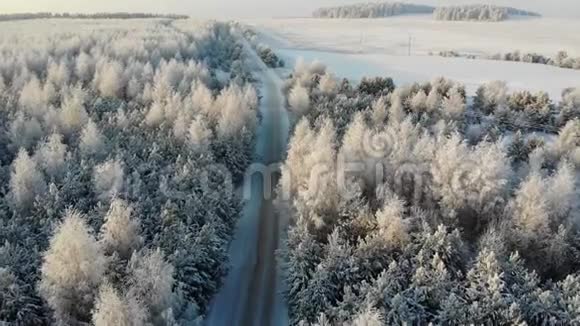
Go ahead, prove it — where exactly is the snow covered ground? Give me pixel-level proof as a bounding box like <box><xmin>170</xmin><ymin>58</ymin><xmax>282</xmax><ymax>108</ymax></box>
<box><xmin>247</xmin><ymin>16</ymin><xmax>580</xmax><ymax>57</ymax></box>
<box><xmin>246</xmin><ymin>16</ymin><xmax>580</xmax><ymax>99</ymax></box>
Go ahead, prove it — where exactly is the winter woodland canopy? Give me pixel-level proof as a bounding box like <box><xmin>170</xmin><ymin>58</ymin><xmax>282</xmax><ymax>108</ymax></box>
<box><xmin>0</xmin><ymin>17</ymin><xmax>260</xmax><ymax>325</ymax></box>
<box><xmin>279</xmin><ymin>59</ymin><xmax>580</xmax><ymax>325</ymax></box>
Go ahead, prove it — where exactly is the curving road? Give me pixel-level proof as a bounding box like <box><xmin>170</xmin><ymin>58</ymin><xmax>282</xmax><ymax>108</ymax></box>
<box><xmin>205</xmin><ymin>40</ymin><xmax>289</xmax><ymax>326</ymax></box>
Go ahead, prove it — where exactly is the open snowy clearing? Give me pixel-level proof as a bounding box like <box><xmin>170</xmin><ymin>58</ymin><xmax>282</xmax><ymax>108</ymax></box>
<box><xmin>246</xmin><ymin>16</ymin><xmax>580</xmax><ymax>99</ymax></box>
<box><xmin>246</xmin><ymin>16</ymin><xmax>580</xmax><ymax>57</ymax></box>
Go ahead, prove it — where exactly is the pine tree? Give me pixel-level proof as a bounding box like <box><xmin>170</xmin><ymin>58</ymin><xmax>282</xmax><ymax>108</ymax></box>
<box><xmin>464</xmin><ymin>249</ymin><xmax>516</xmax><ymax>324</ymax></box>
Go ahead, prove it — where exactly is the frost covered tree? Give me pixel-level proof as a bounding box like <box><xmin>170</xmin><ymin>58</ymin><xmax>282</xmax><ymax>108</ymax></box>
<box><xmin>318</xmin><ymin>73</ymin><xmax>337</xmax><ymax>95</ymax></box>
<box><xmin>508</xmin><ymin>161</ymin><xmax>576</xmax><ymax>276</ymax></box>
<box><xmin>463</xmin><ymin>249</ymin><xmax>517</xmax><ymax>324</ymax></box>
<box><xmin>127</xmin><ymin>249</ymin><xmax>174</xmax><ymax>322</ymax></box>
<box><xmin>96</xmin><ymin>60</ymin><xmax>125</xmax><ymax>98</ymax></box>
<box><xmin>191</xmin><ymin>83</ymin><xmax>214</xmax><ymax>115</ymax></box>
<box><xmin>295</xmin><ymin>119</ymin><xmax>341</xmax><ymax>228</ymax></box>
<box><xmin>554</xmin><ymin>119</ymin><xmax>580</xmax><ymax>158</ymax></box>
<box><xmin>59</xmin><ymin>89</ymin><xmax>89</xmax><ymax>136</ymax></box>
<box><xmin>441</xmin><ymin>86</ymin><xmax>466</xmax><ymax>121</ymax></box>
<box><xmin>39</xmin><ymin>210</ymin><xmax>107</xmax><ymax>324</ymax></box>
<box><xmin>431</xmin><ymin>134</ymin><xmax>510</xmax><ymax>230</ymax></box>
<box><xmin>410</xmin><ymin>90</ymin><xmax>428</xmax><ymax>113</ymax></box>
<box><xmin>339</xmin><ymin>112</ymin><xmax>377</xmax><ymax>190</ymax></box>
<box><xmin>145</xmin><ymin>101</ymin><xmax>165</xmax><ymax>128</ymax></box>
<box><xmin>93</xmin><ymin>159</ymin><xmax>124</xmax><ymax>201</ymax></box>
<box><xmin>35</xmin><ymin>133</ymin><xmax>67</xmax><ymax>179</ymax></box>
<box><xmin>280</xmin><ymin>118</ymin><xmax>316</xmax><ymax>198</ymax></box>
<box><xmin>92</xmin><ymin>283</ymin><xmax>147</xmax><ymax>326</ymax></box>
<box><xmin>188</xmin><ymin>117</ymin><xmax>213</xmax><ymax>150</ymax></box>
<box><xmin>289</xmin><ymin>84</ymin><xmax>310</xmax><ymax>117</ymax></box>
<box><xmin>9</xmin><ymin>113</ymin><xmax>44</xmax><ymax>150</ymax></box>
<box><xmin>9</xmin><ymin>148</ymin><xmax>47</xmax><ymax>211</ymax></box>
<box><xmin>19</xmin><ymin>76</ymin><xmax>49</xmax><ymax>116</ymax></box>
<box><xmin>215</xmin><ymin>85</ymin><xmax>257</xmax><ymax>138</ymax></box>
<box><xmin>100</xmin><ymin>199</ymin><xmax>142</xmax><ymax>260</ymax></box>
<box><xmin>557</xmin><ymin>88</ymin><xmax>580</xmax><ymax>125</ymax></box>
<box><xmin>474</xmin><ymin>81</ymin><xmax>508</xmax><ymax>115</ymax></box>
<box><xmin>426</xmin><ymin>88</ymin><xmax>441</xmax><ymax>112</ymax></box>
<box><xmin>80</xmin><ymin>119</ymin><xmax>106</xmax><ymax>157</ymax></box>
<box><xmin>47</xmin><ymin>60</ymin><xmax>70</xmax><ymax>88</ymax></box>
<box><xmin>375</xmin><ymin>195</ymin><xmax>409</xmax><ymax>250</ymax></box>
<box><xmin>371</xmin><ymin>96</ymin><xmax>388</xmax><ymax>125</ymax></box>
<box><xmin>350</xmin><ymin>306</ymin><xmax>384</xmax><ymax>326</ymax></box>
<box><xmin>75</xmin><ymin>52</ymin><xmax>94</xmax><ymax>83</ymax></box>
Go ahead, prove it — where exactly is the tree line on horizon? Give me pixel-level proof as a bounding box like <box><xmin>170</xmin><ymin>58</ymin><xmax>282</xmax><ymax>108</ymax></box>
<box><xmin>0</xmin><ymin>12</ymin><xmax>189</xmax><ymax>22</ymax></box>
<box><xmin>313</xmin><ymin>2</ymin><xmax>540</xmax><ymax>21</ymax></box>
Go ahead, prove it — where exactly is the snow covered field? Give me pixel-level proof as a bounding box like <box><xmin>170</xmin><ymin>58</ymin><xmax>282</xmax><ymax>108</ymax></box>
<box><xmin>247</xmin><ymin>16</ymin><xmax>580</xmax><ymax>99</ymax></box>
<box><xmin>247</xmin><ymin>16</ymin><xmax>580</xmax><ymax>57</ymax></box>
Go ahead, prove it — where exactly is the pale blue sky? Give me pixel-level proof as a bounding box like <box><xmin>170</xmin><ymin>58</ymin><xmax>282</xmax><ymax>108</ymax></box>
<box><xmin>1</xmin><ymin>0</ymin><xmax>578</xmax><ymax>19</ymax></box>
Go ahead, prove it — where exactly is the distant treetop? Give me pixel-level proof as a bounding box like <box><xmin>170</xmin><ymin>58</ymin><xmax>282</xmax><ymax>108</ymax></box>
<box><xmin>433</xmin><ymin>5</ymin><xmax>541</xmax><ymax>22</ymax></box>
<box><xmin>313</xmin><ymin>2</ymin><xmax>435</xmax><ymax>19</ymax></box>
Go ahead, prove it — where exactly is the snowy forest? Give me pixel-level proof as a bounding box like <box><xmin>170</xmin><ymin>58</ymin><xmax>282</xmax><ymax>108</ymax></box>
<box><xmin>433</xmin><ymin>5</ymin><xmax>540</xmax><ymax>22</ymax></box>
<box><xmin>312</xmin><ymin>3</ymin><xmax>435</xmax><ymax>19</ymax></box>
<box><xmin>0</xmin><ymin>18</ymin><xmax>261</xmax><ymax>325</ymax></box>
<box><xmin>279</xmin><ymin>61</ymin><xmax>580</xmax><ymax>325</ymax></box>
<box><xmin>1</xmin><ymin>7</ymin><xmax>579</xmax><ymax>326</ymax></box>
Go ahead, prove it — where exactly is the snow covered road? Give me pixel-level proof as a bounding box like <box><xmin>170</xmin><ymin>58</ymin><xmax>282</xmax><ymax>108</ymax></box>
<box><xmin>205</xmin><ymin>40</ymin><xmax>289</xmax><ymax>326</ymax></box>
